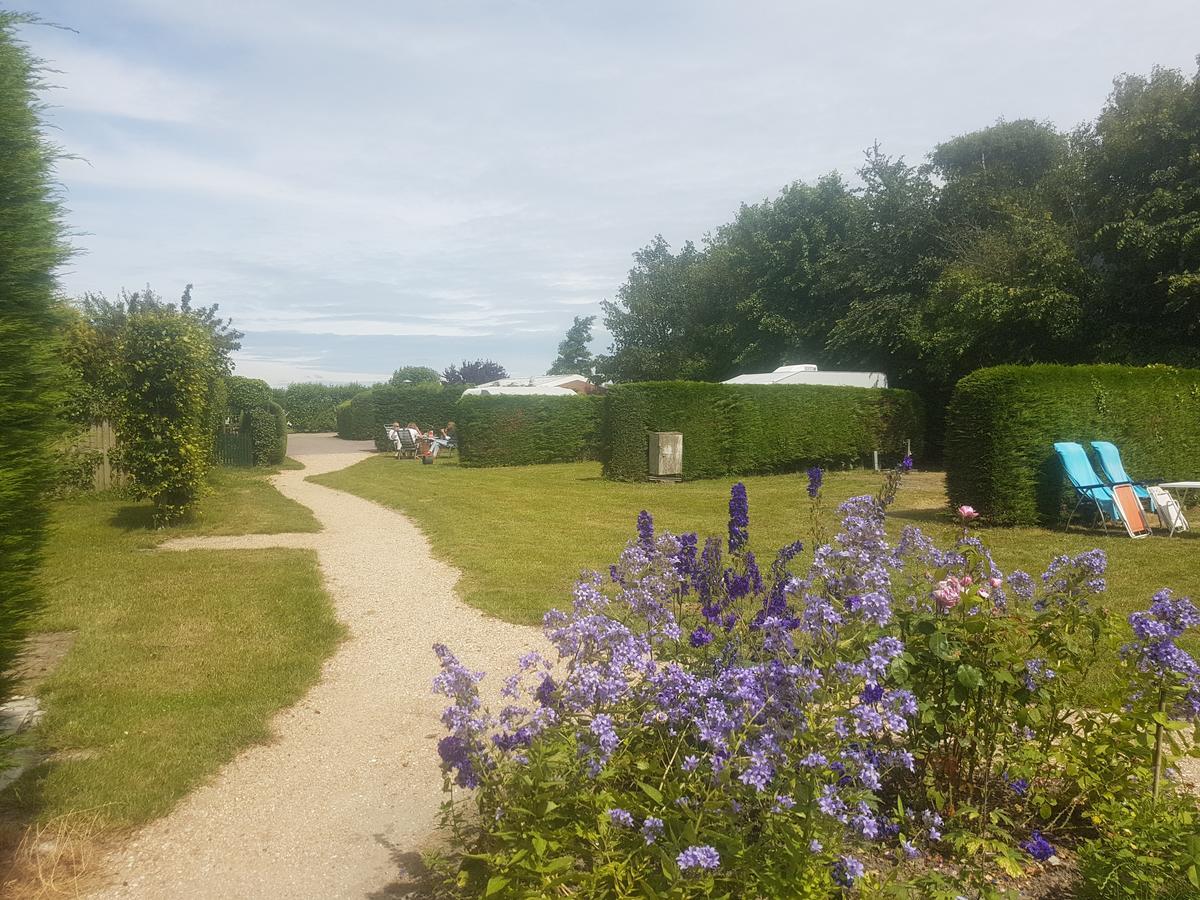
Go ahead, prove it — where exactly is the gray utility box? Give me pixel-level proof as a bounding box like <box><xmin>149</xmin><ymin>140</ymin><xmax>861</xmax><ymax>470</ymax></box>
<box><xmin>648</xmin><ymin>432</ymin><xmax>683</xmax><ymax>481</ymax></box>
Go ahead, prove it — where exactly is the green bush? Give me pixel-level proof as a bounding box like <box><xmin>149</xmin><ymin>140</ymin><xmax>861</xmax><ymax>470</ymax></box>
<box><xmin>241</xmin><ymin>400</ymin><xmax>287</xmax><ymax>466</ymax></box>
<box><xmin>225</xmin><ymin>375</ymin><xmax>272</xmax><ymax>415</ymax></box>
<box><xmin>600</xmin><ymin>381</ymin><xmax>923</xmax><ymax>481</ymax></box>
<box><xmin>1078</xmin><ymin>794</ymin><xmax>1200</xmax><ymax>899</ymax></box>
<box><xmin>944</xmin><ymin>365</ymin><xmax>1200</xmax><ymax>526</ymax></box>
<box><xmin>335</xmin><ymin>385</ymin><xmax>467</xmax><ymax>448</ymax></box>
<box><xmin>115</xmin><ymin>310</ymin><xmax>221</xmax><ymax>525</ymax></box>
<box><xmin>278</xmin><ymin>382</ymin><xmax>365</xmax><ymax>432</ymax></box>
<box><xmin>0</xmin><ymin>13</ymin><xmax>71</xmax><ymax>702</ymax></box>
<box><xmin>456</xmin><ymin>395</ymin><xmax>603</xmax><ymax>467</ymax></box>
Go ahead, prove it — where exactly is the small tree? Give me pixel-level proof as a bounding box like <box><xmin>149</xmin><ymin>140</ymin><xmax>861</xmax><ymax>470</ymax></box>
<box><xmin>442</xmin><ymin>358</ymin><xmax>508</xmax><ymax>385</ymax></box>
<box><xmin>115</xmin><ymin>310</ymin><xmax>220</xmax><ymax>525</ymax></box>
<box><xmin>389</xmin><ymin>366</ymin><xmax>441</xmax><ymax>386</ymax></box>
<box><xmin>547</xmin><ymin>315</ymin><xmax>596</xmax><ymax>376</ymax></box>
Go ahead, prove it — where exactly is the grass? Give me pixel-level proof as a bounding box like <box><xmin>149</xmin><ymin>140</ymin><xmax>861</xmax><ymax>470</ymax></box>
<box><xmin>0</xmin><ymin>464</ymin><xmax>339</xmax><ymax>833</ymax></box>
<box><xmin>312</xmin><ymin>456</ymin><xmax>1200</xmax><ymax>692</ymax></box>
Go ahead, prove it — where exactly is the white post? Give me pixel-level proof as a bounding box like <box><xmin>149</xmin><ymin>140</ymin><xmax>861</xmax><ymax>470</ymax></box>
<box><xmin>873</xmin><ymin>450</ymin><xmax>880</xmax><ymax>471</ymax></box>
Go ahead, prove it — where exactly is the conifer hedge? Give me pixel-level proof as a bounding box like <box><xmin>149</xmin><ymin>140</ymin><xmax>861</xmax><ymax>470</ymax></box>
<box><xmin>456</xmin><ymin>395</ymin><xmax>603</xmax><ymax>467</ymax></box>
<box><xmin>945</xmin><ymin>364</ymin><xmax>1200</xmax><ymax>526</ymax></box>
<box><xmin>0</xmin><ymin>14</ymin><xmax>70</xmax><ymax>700</ymax></box>
<box><xmin>601</xmin><ymin>382</ymin><xmax>923</xmax><ymax>481</ymax></box>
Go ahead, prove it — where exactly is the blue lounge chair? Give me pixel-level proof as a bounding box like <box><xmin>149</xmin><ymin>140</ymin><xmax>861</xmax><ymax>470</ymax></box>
<box><xmin>1054</xmin><ymin>441</ymin><xmax>1121</xmax><ymax>532</ymax></box>
<box><xmin>1090</xmin><ymin>441</ymin><xmax>1154</xmax><ymax>510</ymax></box>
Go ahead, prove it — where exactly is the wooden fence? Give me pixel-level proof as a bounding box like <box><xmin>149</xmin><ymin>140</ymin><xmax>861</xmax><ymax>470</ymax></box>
<box><xmin>83</xmin><ymin>420</ymin><xmax>129</xmax><ymax>491</ymax></box>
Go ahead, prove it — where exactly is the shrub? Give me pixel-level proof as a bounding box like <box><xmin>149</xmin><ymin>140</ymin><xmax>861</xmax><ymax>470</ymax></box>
<box><xmin>427</xmin><ymin>469</ymin><xmax>1200</xmax><ymax>897</ymax></box>
<box><xmin>225</xmin><ymin>375</ymin><xmax>272</xmax><ymax>415</ymax></box>
<box><xmin>337</xmin><ymin>390</ymin><xmax>376</xmax><ymax>440</ymax></box>
<box><xmin>944</xmin><ymin>364</ymin><xmax>1200</xmax><ymax>526</ymax></box>
<box><xmin>50</xmin><ymin>440</ymin><xmax>103</xmax><ymax>498</ymax></box>
<box><xmin>114</xmin><ymin>310</ymin><xmax>221</xmax><ymax>525</ymax></box>
<box><xmin>278</xmin><ymin>382</ymin><xmax>365</xmax><ymax>432</ymax></box>
<box><xmin>600</xmin><ymin>381</ymin><xmax>923</xmax><ymax>481</ymax></box>
<box><xmin>241</xmin><ymin>400</ymin><xmax>287</xmax><ymax>466</ymax></box>
<box><xmin>1078</xmin><ymin>795</ymin><xmax>1200</xmax><ymax>899</ymax></box>
<box><xmin>456</xmin><ymin>395</ymin><xmax>602</xmax><ymax>467</ymax></box>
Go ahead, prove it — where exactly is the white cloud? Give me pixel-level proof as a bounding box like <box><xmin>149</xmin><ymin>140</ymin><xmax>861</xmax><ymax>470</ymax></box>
<box><xmin>231</xmin><ymin>353</ymin><xmax>386</xmax><ymax>387</ymax></box>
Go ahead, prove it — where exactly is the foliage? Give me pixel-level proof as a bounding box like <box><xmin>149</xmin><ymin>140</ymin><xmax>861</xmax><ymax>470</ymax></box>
<box><xmin>50</xmin><ymin>440</ymin><xmax>104</xmax><ymax>498</ymax></box>
<box><xmin>944</xmin><ymin>364</ymin><xmax>1200</xmax><ymax>526</ymax></box>
<box><xmin>225</xmin><ymin>375</ymin><xmax>273</xmax><ymax>415</ymax></box>
<box><xmin>456</xmin><ymin>395</ymin><xmax>602</xmax><ymax>467</ymax></box>
<box><xmin>276</xmin><ymin>381</ymin><xmax>365</xmax><ymax>432</ymax></box>
<box><xmin>0</xmin><ymin>12</ymin><xmax>72</xmax><ymax>705</ymax></box>
<box><xmin>596</xmin><ymin>62</ymin><xmax>1200</xmax><ymax>453</ymax></box>
<box><xmin>336</xmin><ymin>384</ymin><xmax>468</xmax><ymax>446</ymax></box>
<box><xmin>601</xmin><ymin>381</ymin><xmax>923</xmax><ymax>481</ymax></box>
<box><xmin>389</xmin><ymin>366</ymin><xmax>441</xmax><ymax>386</ymax></box>
<box><xmin>427</xmin><ymin>470</ymin><xmax>1200</xmax><ymax>898</ymax></box>
<box><xmin>113</xmin><ymin>309</ymin><xmax>222</xmax><ymax>525</ymax></box>
<box><xmin>241</xmin><ymin>400</ymin><xmax>287</xmax><ymax>466</ymax></box>
<box><xmin>443</xmin><ymin>358</ymin><xmax>508</xmax><ymax>386</ymax></box>
<box><xmin>1077</xmin><ymin>794</ymin><xmax>1200</xmax><ymax>899</ymax></box>
<box><xmin>547</xmin><ymin>316</ymin><xmax>597</xmax><ymax>376</ymax></box>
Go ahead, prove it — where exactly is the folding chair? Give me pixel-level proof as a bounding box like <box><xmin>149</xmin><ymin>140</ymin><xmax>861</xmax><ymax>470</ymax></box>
<box><xmin>1053</xmin><ymin>442</ymin><xmax>1150</xmax><ymax>538</ymax></box>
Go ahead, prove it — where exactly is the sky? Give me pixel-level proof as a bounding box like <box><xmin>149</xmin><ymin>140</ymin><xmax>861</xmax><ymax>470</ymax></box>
<box><xmin>22</xmin><ymin>0</ymin><xmax>1200</xmax><ymax>386</ymax></box>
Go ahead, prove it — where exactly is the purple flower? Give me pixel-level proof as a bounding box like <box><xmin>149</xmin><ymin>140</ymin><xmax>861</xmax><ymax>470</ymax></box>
<box><xmin>689</xmin><ymin>626</ymin><xmax>714</xmax><ymax>648</ymax></box>
<box><xmin>901</xmin><ymin>453</ymin><xmax>913</xmax><ymax>472</ymax></box>
<box><xmin>806</xmin><ymin>466</ymin><xmax>823</xmax><ymax>499</ymax></box>
<box><xmin>637</xmin><ymin>510</ymin><xmax>654</xmax><ymax>547</ymax></box>
<box><xmin>1021</xmin><ymin>830</ymin><xmax>1055</xmax><ymax>861</ymax></box>
<box><xmin>677</xmin><ymin>845</ymin><xmax>720</xmax><ymax>872</ymax></box>
<box><xmin>831</xmin><ymin>856</ymin><xmax>865</xmax><ymax>887</ymax></box>
<box><xmin>608</xmin><ymin>807</ymin><xmax>634</xmax><ymax>828</ymax></box>
<box><xmin>641</xmin><ymin>816</ymin><xmax>664</xmax><ymax>845</ymax></box>
<box><xmin>728</xmin><ymin>482</ymin><xmax>749</xmax><ymax>553</ymax></box>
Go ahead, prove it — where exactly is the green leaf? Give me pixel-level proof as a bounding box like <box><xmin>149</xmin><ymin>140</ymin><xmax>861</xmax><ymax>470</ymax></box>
<box><xmin>956</xmin><ymin>664</ymin><xmax>985</xmax><ymax>690</ymax></box>
<box><xmin>484</xmin><ymin>875</ymin><xmax>510</xmax><ymax>896</ymax></box>
<box><xmin>637</xmin><ymin>780</ymin><xmax>664</xmax><ymax>803</ymax></box>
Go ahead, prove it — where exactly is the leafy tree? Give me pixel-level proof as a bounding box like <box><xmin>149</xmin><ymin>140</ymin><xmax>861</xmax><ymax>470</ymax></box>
<box><xmin>442</xmin><ymin>358</ymin><xmax>508</xmax><ymax>385</ymax></box>
<box><xmin>547</xmin><ymin>316</ymin><xmax>596</xmax><ymax>375</ymax></box>
<box><xmin>115</xmin><ymin>309</ymin><xmax>222</xmax><ymax>525</ymax></box>
<box><xmin>0</xmin><ymin>12</ymin><xmax>71</xmax><ymax>703</ymax></box>
<box><xmin>1078</xmin><ymin>62</ymin><xmax>1200</xmax><ymax>364</ymax></box>
<box><xmin>389</xmin><ymin>366</ymin><xmax>441</xmax><ymax>385</ymax></box>
<box><xmin>225</xmin><ymin>375</ymin><xmax>273</xmax><ymax>415</ymax></box>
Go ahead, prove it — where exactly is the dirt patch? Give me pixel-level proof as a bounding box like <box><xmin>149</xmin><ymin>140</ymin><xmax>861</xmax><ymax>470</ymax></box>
<box><xmin>8</xmin><ymin>634</ymin><xmax>75</xmax><ymax>693</ymax></box>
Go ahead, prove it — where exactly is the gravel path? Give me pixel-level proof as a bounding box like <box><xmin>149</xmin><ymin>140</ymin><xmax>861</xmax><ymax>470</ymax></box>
<box><xmin>90</xmin><ymin>433</ymin><xmax>543</xmax><ymax>899</ymax></box>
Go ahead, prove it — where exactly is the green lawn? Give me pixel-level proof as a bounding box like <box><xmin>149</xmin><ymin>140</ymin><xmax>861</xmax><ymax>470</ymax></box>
<box><xmin>312</xmin><ymin>456</ymin><xmax>1199</xmax><ymax>692</ymax></box>
<box><xmin>1</xmin><ymin>464</ymin><xmax>339</xmax><ymax>831</ymax></box>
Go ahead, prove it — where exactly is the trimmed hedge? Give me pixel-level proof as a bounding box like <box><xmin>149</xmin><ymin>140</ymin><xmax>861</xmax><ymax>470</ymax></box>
<box><xmin>945</xmin><ymin>364</ymin><xmax>1200</xmax><ymax>526</ymax></box>
<box><xmin>241</xmin><ymin>400</ymin><xmax>288</xmax><ymax>466</ymax></box>
<box><xmin>335</xmin><ymin>385</ymin><xmax>467</xmax><ymax>448</ymax></box>
<box><xmin>601</xmin><ymin>382</ymin><xmax>924</xmax><ymax>481</ymax></box>
<box><xmin>277</xmin><ymin>382</ymin><xmax>365</xmax><ymax>432</ymax></box>
<box><xmin>456</xmin><ymin>395</ymin><xmax>603</xmax><ymax>467</ymax></box>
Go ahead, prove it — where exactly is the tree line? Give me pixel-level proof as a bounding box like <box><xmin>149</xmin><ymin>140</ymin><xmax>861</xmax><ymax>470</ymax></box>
<box><xmin>591</xmin><ymin>61</ymin><xmax>1200</xmax><ymax>444</ymax></box>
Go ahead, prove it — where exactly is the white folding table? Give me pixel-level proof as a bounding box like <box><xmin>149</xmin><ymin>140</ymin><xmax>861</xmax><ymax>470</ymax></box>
<box><xmin>1156</xmin><ymin>482</ymin><xmax>1199</xmax><ymax>536</ymax></box>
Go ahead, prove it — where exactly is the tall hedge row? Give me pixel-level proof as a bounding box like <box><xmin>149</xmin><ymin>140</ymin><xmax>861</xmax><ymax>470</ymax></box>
<box><xmin>456</xmin><ymin>395</ymin><xmax>603</xmax><ymax>467</ymax></box>
<box><xmin>601</xmin><ymin>382</ymin><xmax>923</xmax><ymax>481</ymax></box>
<box><xmin>276</xmin><ymin>382</ymin><xmax>364</xmax><ymax>432</ymax></box>
<box><xmin>945</xmin><ymin>364</ymin><xmax>1200</xmax><ymax>526</ymax></box>
<box><xmin>334</xmin><ymin>385</ymin><xmax>467</xmax><ymax>447</ymax></box>
<box><xmin>0</xmin><ymin>14</ymin><xmax>70</xmax><ymax>703</ymax></box>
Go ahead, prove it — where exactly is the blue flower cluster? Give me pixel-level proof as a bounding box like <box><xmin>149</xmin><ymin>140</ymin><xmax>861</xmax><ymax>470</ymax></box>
<box><xmin>1124</xmin><ymin>589</ymin><xmax>1200</xmax><ymax>720</ymax></box>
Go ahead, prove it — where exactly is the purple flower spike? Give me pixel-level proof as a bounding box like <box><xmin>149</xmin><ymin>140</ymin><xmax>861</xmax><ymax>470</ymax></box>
<box><xmin>806</xmin><ymin>466</ymin><xmax>823</xmax><ymax>498</ymax></box>
<box><xmin>689</xmin><ymin>626</ymin><xmax>714</xmax><ymax>648</ymax></box>
<box><xmin>728</xmin><ymin>482</ymin><xmax>749</xmax><ymax>553</ymax></box>
<box><xmin>637</xmin><ymin>509</ymin><xmax>654</xmax><ymax>547</ymax></box>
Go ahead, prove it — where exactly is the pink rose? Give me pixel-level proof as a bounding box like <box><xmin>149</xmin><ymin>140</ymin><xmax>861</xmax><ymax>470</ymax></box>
<box><xmin>957</xmin><ymin>505</ymin><xmax>979</xmax><ymax>522</ymax></box>
<box><xmin>933</xmin><ymin>576</ymin><xmax>963</xmax><ymax>611</ymax></box>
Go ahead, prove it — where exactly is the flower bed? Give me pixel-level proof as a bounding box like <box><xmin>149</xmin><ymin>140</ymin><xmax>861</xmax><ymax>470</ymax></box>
<box><xmin>427</xmin><ymin>461</ymin><xmax>1200</xmax><ymax>898</ymax></box>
